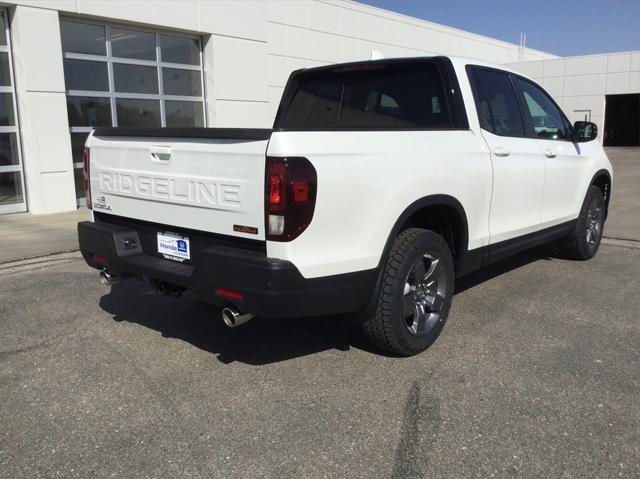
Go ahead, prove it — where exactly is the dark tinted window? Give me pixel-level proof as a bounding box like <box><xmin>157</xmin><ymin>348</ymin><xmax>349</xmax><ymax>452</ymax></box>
<box><xmin>66</xmin><ymin>96</ymin><xmax>112</xmax><ymax>127</ymax></box>
<box><xmin>279</xmin><ymin>63</ymin><xmax>451</xmax><ymax>129</ymax></box>
<box><xmin>63</xmin><ymin>59</ymin><xmax>109</xmax><ymax>91</ymax></box>
<box><xmin>513</xmin><ymin>77</ymin><xmax>570</xmax><ymax>140</ymax></box>
<box><xmin>470</xmin><ymin>68</ymin><xmax>525</xmax><ymax>137</ymax></box>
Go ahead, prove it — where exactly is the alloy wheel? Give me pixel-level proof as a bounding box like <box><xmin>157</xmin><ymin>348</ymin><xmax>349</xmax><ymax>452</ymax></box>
<box><xmin>402</xmin><ymin>253</ymin><xmax>448</xmax><ymax>336</ymax></box>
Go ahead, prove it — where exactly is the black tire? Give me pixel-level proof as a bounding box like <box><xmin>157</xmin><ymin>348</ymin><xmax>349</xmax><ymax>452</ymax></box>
<box><xmin>362</xmin><ymin>228</ymin><xmax>455</xmax><ymax>356</ymax></box>
<box><xmin>561</xmin><ymin>186</ymin><xmax>606</xmax><ymax>261</ymax></box>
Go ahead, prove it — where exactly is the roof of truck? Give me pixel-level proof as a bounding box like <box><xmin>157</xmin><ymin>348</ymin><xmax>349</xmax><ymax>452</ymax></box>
<box><xmin>295</xmin><ymin>55</ymin><xmax>527</xmax><ymax>79</ymax></box>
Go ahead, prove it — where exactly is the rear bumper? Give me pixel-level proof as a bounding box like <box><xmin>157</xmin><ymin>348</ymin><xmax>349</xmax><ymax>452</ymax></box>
<box><xmin>78</xmin><ymin>221</ymin><xmax>378</xmax><ymax>318</ymax></box>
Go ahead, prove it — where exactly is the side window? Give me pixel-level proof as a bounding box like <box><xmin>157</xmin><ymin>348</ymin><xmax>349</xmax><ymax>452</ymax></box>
<box><xmin>513</xmin><ymin>77</ymin><xmax>570</xmax><ymax>140</ymax></box>
<box><xmin>470</xmin><ymin>68</ymin><xmax>525</xmax><ymax>137</ymax></box>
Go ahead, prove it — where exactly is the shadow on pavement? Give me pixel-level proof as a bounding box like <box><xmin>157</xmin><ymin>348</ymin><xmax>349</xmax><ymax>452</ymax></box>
<box><xmin>99</xmin><ymin>283</ymin><xmax>373</xmax><ymax>365</ymax></box>
<box><xmin>98</xmin><ymin>244</ymin><xmax>559</xmax><ymax>365</ymax></box>
<box><xmin>455</xmin><ymin>244</ymin><xmax>557</xmax><ymax>294</ymax></box>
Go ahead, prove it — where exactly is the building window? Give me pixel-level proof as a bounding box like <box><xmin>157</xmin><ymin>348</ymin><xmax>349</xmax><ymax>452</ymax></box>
<box><xmin>0</xmin><ymin>10</ymin><xmax>26</xmax><ymax>214</ymax></box>
<box><xmin>60</xmin><ymin>20</ymin><xmax>206</xmax><ymax>205</ymax></box>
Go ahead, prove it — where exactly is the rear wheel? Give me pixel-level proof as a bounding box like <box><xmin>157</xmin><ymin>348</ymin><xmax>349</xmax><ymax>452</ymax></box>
<box><xmin>561</xmin><ymin>186</ymin><xmax>606</xmax><ymax>260</ymax></box>
<box><xmin>362</xmin><ymin>228</ymin><xmax>454</xmax><ymax>356</ymax></box>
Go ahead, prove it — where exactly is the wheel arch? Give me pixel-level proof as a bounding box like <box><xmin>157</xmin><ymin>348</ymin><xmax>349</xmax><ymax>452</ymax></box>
<box><xmin>589</xmin><ymin>169</ymin><xmax>612</xmax><ymax>216</ymax></box>
<box><xmin>385</xmin><ymin>195</ymin><xmax>470</xmax><ymax>270</ymax></box>
<box><xmin>357</xmin><ymin>195</ymin><xmax>470</xmax><ymax>321</ymax></box>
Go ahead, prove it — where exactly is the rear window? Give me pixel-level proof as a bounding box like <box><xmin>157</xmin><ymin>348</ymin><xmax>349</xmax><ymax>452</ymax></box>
<box><xmin>277</xmin><ymin>62</ymin><xmax>452</xmax><ymax>130</ymax></box>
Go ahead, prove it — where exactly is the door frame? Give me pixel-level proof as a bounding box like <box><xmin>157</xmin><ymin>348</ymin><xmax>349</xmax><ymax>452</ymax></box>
<box><xmin>0</xmin><ymin>8</ymin><xmax>26</xmax><ymax>214</ymax></box>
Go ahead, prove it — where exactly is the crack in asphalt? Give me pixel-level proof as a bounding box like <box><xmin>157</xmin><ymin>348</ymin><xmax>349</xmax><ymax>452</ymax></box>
<box><xmin>391</xmin><ymin>381</ymin><xmax>441</xmax><ymax>479</ymax></box>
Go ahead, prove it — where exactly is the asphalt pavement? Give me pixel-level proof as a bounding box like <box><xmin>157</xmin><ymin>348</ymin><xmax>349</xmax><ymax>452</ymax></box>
<box><xmin>1</xmin><ymin>243</ymin><xmax>639</xmax><ymax>478</ymax></box>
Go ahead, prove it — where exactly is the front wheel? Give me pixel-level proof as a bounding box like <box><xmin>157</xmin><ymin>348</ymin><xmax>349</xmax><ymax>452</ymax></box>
<box><xmin>561</xmin><ymin>186</ymin><xmax>606</xmax><ymax>260</ymax></box>
<box><xmin>362</xmin><ymin>228</ymin><xmax>454</xmax><ymax>356</ymax></box>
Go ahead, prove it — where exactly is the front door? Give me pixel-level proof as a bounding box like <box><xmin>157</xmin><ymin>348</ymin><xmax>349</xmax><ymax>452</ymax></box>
<box><xmin>512</xmin><ymin>76</ymin><xmax>584</xmax><ymax>226</ymax></box>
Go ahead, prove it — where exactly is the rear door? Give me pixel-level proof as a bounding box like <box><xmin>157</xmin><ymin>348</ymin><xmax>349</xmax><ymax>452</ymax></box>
<box><xmin>511</xmin><ymin>77</ymin><xmax>584</xmax><ymax>225</ymax></box>
<box><xmin>87</xmin><ymin>129</ymin><xmax>270</xmax><ymax>240</ymax></box>
<box><xmin>467</xmin><ymin>67</ymin><xmax>545</xmax><ymax>244</ymax></box>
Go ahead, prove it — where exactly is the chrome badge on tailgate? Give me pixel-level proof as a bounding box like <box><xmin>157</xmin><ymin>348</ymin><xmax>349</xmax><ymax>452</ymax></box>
<box><xmin>98</xmin><ymin>170</ymin><xmax>241</xmax><ymax>209</ymax></box>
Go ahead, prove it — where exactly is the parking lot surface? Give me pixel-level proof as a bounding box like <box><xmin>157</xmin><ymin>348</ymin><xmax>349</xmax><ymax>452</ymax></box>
<box><xmin>1</xmin><ymin>243</ymin><xmax>639</xmax><ymax>478</ymax></box>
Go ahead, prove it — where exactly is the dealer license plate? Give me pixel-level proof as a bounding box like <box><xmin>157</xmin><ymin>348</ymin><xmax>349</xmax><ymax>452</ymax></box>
<box><xmin>157</xmin><ymin>232</ymin><xmax>191</xmax><ymax>262</ymax></box>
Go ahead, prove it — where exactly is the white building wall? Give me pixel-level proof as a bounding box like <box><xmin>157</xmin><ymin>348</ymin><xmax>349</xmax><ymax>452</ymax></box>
<box><xmin>506</xmin><ymin>52</ymin><xmax>640</xmax><ymax>144</ymax></box>
<box><xmin>7</xmin><ymin>0</ymin><xmax>556</xmax><ymax>214</ymax></box>
<box><xmin>264</xmin><ymin>0</ymin><xmax>556</xmax><ymax>123</ymax></box>
<box><xmin>10</xmin><ymin>6</ymin><xmax>76</xmax><ymax>214</ymax></box>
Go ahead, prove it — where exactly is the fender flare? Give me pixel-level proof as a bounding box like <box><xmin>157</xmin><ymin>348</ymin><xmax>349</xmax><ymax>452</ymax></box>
<box><xmin>588</xmin><ymin>168</ymin><xmax>612</xmax><ymax>215</ymax></box>
<box><xmin>356</xmin><ymin>194</ymin><xmax>470</xmax><ymax>320</ymax></box>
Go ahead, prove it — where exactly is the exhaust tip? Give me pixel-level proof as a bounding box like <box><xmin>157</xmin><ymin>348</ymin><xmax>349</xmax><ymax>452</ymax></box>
<box><xmin>222</xmin><ymin>308</ymin><xmax>237</xmax><ymax>327</ymax></box>
<box><xmin>99</xmin><ymin>269</ymin><xmax>120</xmax><ymax>286</ymax></box>
<box><xmin>222</xmin><ymin>307</ymin><xmax>254</xmax><ymax>328</ymax></box>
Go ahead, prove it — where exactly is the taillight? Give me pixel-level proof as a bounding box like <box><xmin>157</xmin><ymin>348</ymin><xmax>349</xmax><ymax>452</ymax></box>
<box><xmin>82</xmin><ymin>147</ymin><xmax>92</xmax><ymax>210</ymax></box>
<box><xmin>265</xmin><ymin>157</ymin><xmax>317</xmax><ymax>242</ymax></box>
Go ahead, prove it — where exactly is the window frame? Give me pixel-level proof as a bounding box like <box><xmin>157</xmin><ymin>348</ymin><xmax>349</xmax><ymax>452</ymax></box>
<box><xmin>0</xmin><ymin>8</ymin><xmax>27</xmax><ymax>214</ymax></box>
<box><xmin>61</xmin><ymin>18</ymin><xmax>207</xmax><ymax>205</ymax></box>
<box><xmin>467</xmin><ymin>64</ymin><xmax>574</xmax><ymax>142</ymax></box>
<box><xmin>273</xmin><ymin>57</ymin><xmax>469</xmax><ymax>132</ymax></box>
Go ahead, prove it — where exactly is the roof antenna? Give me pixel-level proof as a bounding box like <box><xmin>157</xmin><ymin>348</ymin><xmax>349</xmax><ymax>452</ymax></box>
<box><xmin>369</xmin><ymin>50</ymin><xmax>385</xmax><ymax>60</ymax></box>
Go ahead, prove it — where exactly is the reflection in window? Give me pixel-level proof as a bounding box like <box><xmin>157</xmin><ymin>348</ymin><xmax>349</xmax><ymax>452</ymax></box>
<box><xmin>165</xmin><ymin>101</ymin><xmax>204</xmax><ymax>127</ymax></box>
<box><xmin>60</xmin><ymin>21</ymin><xmax>106</xmax><ymax>56</ymax></box>
<box><xmin>162</xmin><ymin>68</ymin><xmax>202</xmax><ymax>96</ymax></box>
<box><xmin>514</xmin><ymin>77</ymin><xmax>569</xmax><ymax>140</ymax></box>
<box><xmin>160</xmin><ymin>34</ymin><xmax>200</xmax><ymax>65</ymax></box>
<box><xmin>471</xmin><ymin>68</ymin><xmax>525</xmax><ymax>137</ymax></box>
<box><xmin>110</xmin><ymin>27</ymin><xmax>156</xmax><ymax>60</ymax></box>
<box><xmin>0</xmin><ymin>52</ymin><xmax>10</xmax><ymax>86</ymax></box>
<box><xmin>0</xmin><ymin>92</ymin><xmax>15</xmax><ymax>126</ymax></box>
<box><xmin>70</xmin><ymin>133</ymin><xmax>89</xmax><ymax>163</ymax></box>
<box><xmin>113</xmin><ymin>63</ymin><xmax>159</xmax><ymax>94</ymax></box>
<box><xmin>0</xmin><ymin>171</ymin><xmax>23</xmax><ymax>205</ymax></box>
<box><xmin>0</xmin><ymin>133</ymin><xmax>18</xmax><ymax>166</ymax></box>
<box><xmin>66</xmin><ymin>97</ymin><xmax>112</xmax><ymax>127</ymax></box>
<box><xmin>280</xmin><ymin>64</ymin><xmax>450</xmax><ymax>129</ymax></box>
<box><xmin>0</xmin><ymin>12</ymin><xmax>7</xmax><ymax>46</ymax></box>
<box><xmin>63</xmin><ymin>59</ymin><xmax>109</xmax><ymax>91</ymax></box>
<box><xmin>116</xmin><ymin>98</ymin><xmax>161</xmax><ymax>127</ymax></box>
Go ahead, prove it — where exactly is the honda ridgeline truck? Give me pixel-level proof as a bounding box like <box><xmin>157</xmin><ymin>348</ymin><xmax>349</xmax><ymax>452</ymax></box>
<box><xmin>78</xmin><ymin>56</ymin><xmax>612</xmax><ymax>356</ymax></box>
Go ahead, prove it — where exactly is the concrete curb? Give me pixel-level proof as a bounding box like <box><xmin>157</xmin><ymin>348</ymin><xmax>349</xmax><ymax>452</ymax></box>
<box><xmin>602</xmin><ymin>237</ymin><xmax>640</xmax><ymax>250</ymax></box>
<box><xmin>0</xmin><ymin>250</ymin><xmax>82</xmax><ymax>272</ymax></box>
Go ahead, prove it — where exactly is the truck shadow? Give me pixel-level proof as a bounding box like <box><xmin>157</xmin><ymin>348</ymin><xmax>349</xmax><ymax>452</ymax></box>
<box><xmin>98</xmin><ymin>244</ymin><xmax>559</xmax><ymax>366</ymax></box>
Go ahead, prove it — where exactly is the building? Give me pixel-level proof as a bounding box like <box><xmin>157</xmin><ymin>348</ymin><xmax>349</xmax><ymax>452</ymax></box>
<box><xmin>0</xmin><ymin>0</ymin><xmax>636</xmax><ymax>216</ymax></box>
<box><xmin>506</xmin><ymin>53</ymin><xmax>640</xmax><ymax>147</ymax></box>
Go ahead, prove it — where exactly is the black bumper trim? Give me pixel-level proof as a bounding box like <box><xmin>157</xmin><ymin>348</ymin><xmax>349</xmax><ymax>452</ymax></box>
<box><xmin>78</xmin><ymin>221</ymin><xmax>378</xmax><ymax>318</ymax></box>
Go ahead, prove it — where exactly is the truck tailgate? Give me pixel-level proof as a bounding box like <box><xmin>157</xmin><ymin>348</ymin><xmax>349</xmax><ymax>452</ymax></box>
<box><xmin>87</xmin><ymin>128</ymin><xmax>270</xmax><ymax>240</ymax></box>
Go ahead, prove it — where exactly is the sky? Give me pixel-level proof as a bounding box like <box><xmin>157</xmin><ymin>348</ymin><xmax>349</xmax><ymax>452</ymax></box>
<box><xmin>359</xmin><ymin>0</ymin><xmax>640</xmax><ymax>57</ymax></box>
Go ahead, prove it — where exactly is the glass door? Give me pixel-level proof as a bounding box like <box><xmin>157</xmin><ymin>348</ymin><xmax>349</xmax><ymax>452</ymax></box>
<box><xmin>0</xmin><ymin>9</ymin><xmax>26</xmax><ymax>214</ymax></box>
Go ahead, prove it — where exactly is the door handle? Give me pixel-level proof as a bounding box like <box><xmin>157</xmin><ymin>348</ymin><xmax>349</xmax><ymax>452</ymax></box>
<box><xmin>545</xmin><ymin>149</ymin><xmax>557</xmax><ymax>158</ymax></box>
<box><xmin>150</xmin><ymin>145</ymin><xmax>172</xmax><ymax>162</ymax></box>
<box><xmin>493</xmin><ymin>146</ymin><xmax>510</xmax><ymax>157</ymax></box>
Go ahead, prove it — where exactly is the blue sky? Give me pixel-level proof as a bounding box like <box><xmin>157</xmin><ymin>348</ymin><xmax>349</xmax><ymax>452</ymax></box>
<box><xmin>359</xmin><ymin>0</ymin><xmax>640</xmax><ymax>57</ymax></box>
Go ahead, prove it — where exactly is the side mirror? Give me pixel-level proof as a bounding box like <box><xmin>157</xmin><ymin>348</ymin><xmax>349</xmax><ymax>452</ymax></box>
<box><xmin>573</xmin><ymin>121</ymin><xmax>598</xmax><ymax>142</ymax></box>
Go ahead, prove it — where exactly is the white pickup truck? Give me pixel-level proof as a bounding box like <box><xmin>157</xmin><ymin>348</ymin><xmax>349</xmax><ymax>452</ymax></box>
<box><xmin>78</xmin><ymin>56</ymin><xmax>612</xmax><ymax>356</ymax></box>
